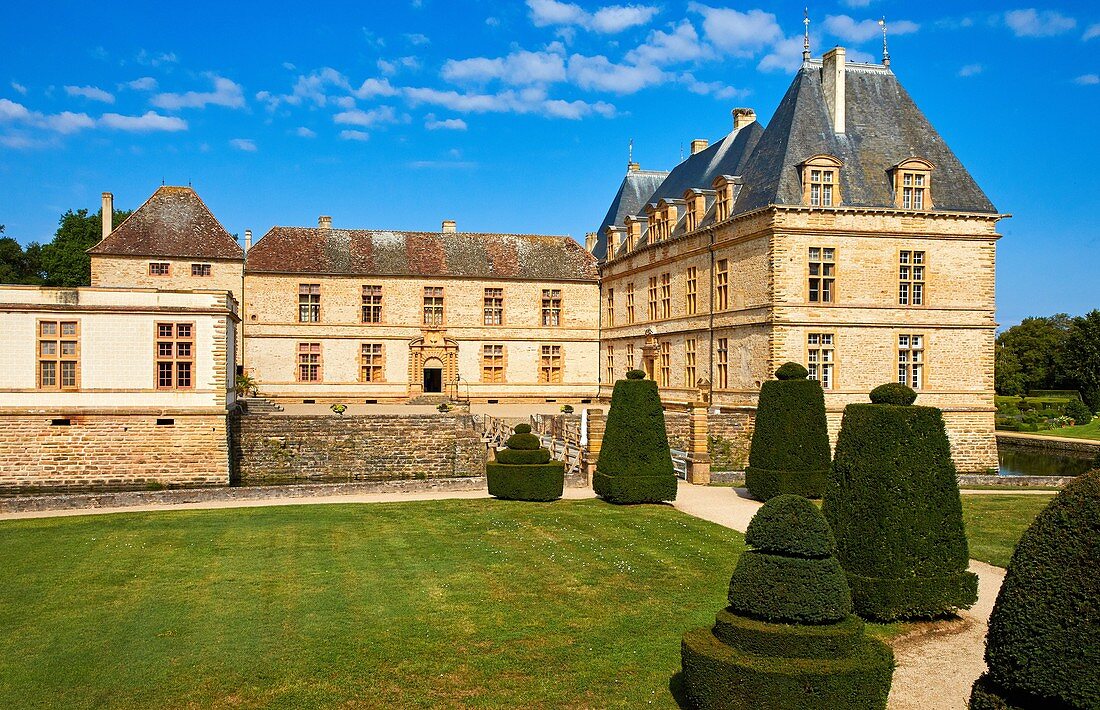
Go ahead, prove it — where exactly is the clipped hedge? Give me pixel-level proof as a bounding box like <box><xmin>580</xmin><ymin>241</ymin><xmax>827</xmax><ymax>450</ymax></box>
<box><xmin>969</xmin><ymin>470</ymin><xmax>1100</xmax><ymax>710</ymax></box>
<box><xmin>494</xmin><ymin>448</ymin><xmax>551</xmax><ymax>465</ymax></box>
<box><xmin>681</xmin><ymin>495</ymin><xmax>893</xmax><ymax>710</ymax></box>
<box><xmin>823</xmin><ymin>391</ymin><xmax>977</xmax><ymax>621</ymax></box>
<box><xmin>504</xmin><ymin>432</ymin><xmax>541</xmax><ymax>450</ymax></box>
<box><xmin>594</xmin><ymin>374</ymin><xmax>677</xmax><ymax>504</ymax></box>
<box><xmin>487</xmin><ymin>424</ymin><xmax>564</xmax><ymax>502</ymax></box>
<box><xmin>745</xmin><ymin>364</ymin><xmax>831</xmax><ymax>501</ymax></box>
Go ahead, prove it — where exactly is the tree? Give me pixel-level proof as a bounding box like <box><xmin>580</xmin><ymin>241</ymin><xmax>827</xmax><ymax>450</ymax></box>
<box><xmin>0</xmin><ymin>226</ymin><xmax>45</xmax><ymax>285</ymax></box>
<box><xmin>993</xmin><ymin>345</ymin><xmax>1025</xmax><ymax>397</ymax></box>
<box><xmin>994</xmin><ymin>315</ymin><xmax>1071</xmax><ymax>395</ymax></box>
<box><xmin>38</xmin><ymin>207</ymin><xmax>131</xmax><ymax>287</ymax></box>
<box><xmin>1059</xmin><ymin>310</ymin><xmax>1100</xmax><ymax>412</ymax></box>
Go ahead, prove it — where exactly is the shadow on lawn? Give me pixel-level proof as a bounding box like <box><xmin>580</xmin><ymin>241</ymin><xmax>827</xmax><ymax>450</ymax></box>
<box><xmin>668</xmin><ymin>670</ymin><xmax>691</xmax><ymax>709</ymax></box>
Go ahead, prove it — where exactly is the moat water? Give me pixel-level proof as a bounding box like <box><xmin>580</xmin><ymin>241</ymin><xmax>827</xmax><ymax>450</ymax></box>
<box><xmin>997</xmin><ymin>441</ymin><xmax>1096</xmax><ymax>477</ymax></box>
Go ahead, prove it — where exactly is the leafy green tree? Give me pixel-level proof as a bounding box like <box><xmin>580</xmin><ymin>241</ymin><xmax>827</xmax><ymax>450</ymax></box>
<box><xmin>1059</xmin><ymin>310</ymin><xmax>1100</xmax><ymax>412</ymax></box>
<box><xmin>0</xmin><ymin>225</ymin><xmax>45</xmax><ymax>284</ymax></box>
<box><xmin>995</xmin><ymin>315</ymin><xmax>1071</xmax><ymax>395</ymax></box>
<box><xmin>38</xmin><ymin>207</ymin><xmax>131</xmax><ymax>287</ymax></box>
<box><xmin>993</xmin><ymin>346</ymin><xmax>1025</xmax><ymax>397</ymax></box>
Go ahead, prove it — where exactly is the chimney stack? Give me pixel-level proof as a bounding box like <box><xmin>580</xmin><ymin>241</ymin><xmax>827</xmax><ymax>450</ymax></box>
<box><xmin>244</xmin><ymin>229</ymin><xmax>252</xmax><ymax>252</ymax></box>
<box><xmin>318</xmin><ymin>215</ymin><xmax>332</xmax><ymax>229</ymax></box>
<box><xmin>627</xmin><ymin>161</ymin><xmax>640</xmax><ymax>172</ymax></box>
<box><xmin>584</xmin><ymin>232</ymin><xmax>598</xmax><ymax>252</ymax></box>
<box><xmin>732</xmin><ymin>108</ymin><xmax>756</xmax><ymax>131</ymax></box>
<box><xmin>822</xmin><ymin>47</ymin><xmax>846</xmax><ymax>134</ymax></box>
<box><xmin>690</xmin><ymin>139</ymin><xmax>709</xmax><ymax>155</ymax></box>
<box><xmin>442</xmin><ymin>219</ymin><xmax>456</xmax><ymax>233</ymax></box>
<box><xmin>101</xmin><ymin>192</ymin><xmax>114</xmax><ymax>240</ymax></box>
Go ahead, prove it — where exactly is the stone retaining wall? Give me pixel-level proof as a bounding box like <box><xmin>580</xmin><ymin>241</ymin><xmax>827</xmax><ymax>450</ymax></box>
<box><xmin>995</xmin><ymin>432</ymin><xmax>1100</xmax><ymax>456</ymax></box>
<box><xmin>665</xmin><ymin>409</ymin><xmax>755</xmax><ymax>471</ymax></box>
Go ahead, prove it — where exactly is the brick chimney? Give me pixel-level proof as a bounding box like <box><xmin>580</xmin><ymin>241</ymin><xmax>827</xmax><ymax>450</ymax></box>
<box><xmin>101</xmin><ymin>192</ymin><xmax>113</xmax><ymax>240</ymax></box>
<box><xmin>442</xmin><ymin>219</ymin><xmax>456</xmax><ymax>233</ymax></box>
<box><xmin>318</xmin><ymin>215</ymin><xmax>332</xmax><ymax>229</ymax></box>
<box><xmin>822</xmin><ymin>47</ymin><xmax>846</xmax><ymax>134</ymax></box>
<box><xmin>690</xmin><ymin>139</ymin><xmax>709</xmax><ymax>155</ymax></box>
<box><xmin>732</xmin><ymin>108</ymin><xmax>756</xmax><ymax>131</ymax></box>
<box><xmin>244</xmin><ymin>229</ymin><xmax>252</xmax><ymax>252</ymax></box>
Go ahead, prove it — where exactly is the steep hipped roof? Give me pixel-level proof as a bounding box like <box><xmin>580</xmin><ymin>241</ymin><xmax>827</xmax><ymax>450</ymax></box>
<box><xmin>734</xmin><ymin>61</ymin><xmax>997</xmax><ymax>214</ymax></box>
<box><xmin>645</xmin><ymin>122</ymin><xmax>763</xmax><ymax>206</ymax></box>
<box><xmin>592</xmin><ymin>168</ymin><xmax>668</xmax><ymax>260</ymax></box>
<box><xmin>246</xmin><ymin>227</ymin><xmax>599</xmax><ymax>281</ymax></box>
<box><xmin>88</xmin><ymin>186</ymin><xmax>244</xmax><ymax>259</ymax></box>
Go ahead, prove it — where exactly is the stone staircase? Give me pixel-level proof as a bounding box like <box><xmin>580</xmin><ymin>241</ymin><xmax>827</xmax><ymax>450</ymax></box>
<box><xmin>241</xmin><ymin>397</ymin><xmax>284</xmax><ymax>414</ymax></box>
<box><xmin>405</xmin><ymin>394</ymin><xmax>451</xmax><ymax>406</ymax></box>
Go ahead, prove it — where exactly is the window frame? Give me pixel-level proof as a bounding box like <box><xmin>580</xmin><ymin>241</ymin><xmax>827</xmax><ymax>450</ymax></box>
<box><xmin>685</xmin><ymin>337</ymin><xmax>696</xmax><ymax>388</ymax></box>
<box><xmin>540</xmin><ymin>288</ymin><xmax>562</xmax><ymax>327</ymax></box>
<box><xmin>155</xmin><ymin>321</ymin><xmax>195</xmax><ymax>391</ymax></box>
<box><xmin>481</xmin><ymin>344</ymin><xmax>505</xmax><ymax>383</ymax></box>
<box><xmin>605</xmin><ymin>288</ymin><xmax>615</xmax><ymax>327</ymax></box>
<box><xmin>898</xmin><ymin>249</ymin><xmax>927</xmax><ymax>307</ymax></box>
<box><xmin>148</xmin><ymin>262</ymin><xmax>170</xmax><ymax>276</ymax></box>
<box><xmin>685</xmin><ymin>266</ymin><xmax>698</xmax><ymax>315</ymax></box>
<box><xmin>359</xmin><ymin>342</ymin><xmax>385</xmax><ymax>383</ymax></box>
<box><xmin>897</xmin><ymin>333</ymin><xmax>925</xmax><ymax>390</ymax></box>
<box><xmin>483</xmin><ymin>287</ymin><xmax>504</xmax><ymax>326</ymax></box>
<box><xmin>298</xmin><ymin>283</ymin><xmax>321</xmax><ymax>323</ymax></box>
<box><xmin>659</xmin><ymin>273</ymin><xmax>671</xmax><ymax>319</ymax></box>
<box><xmin>361</xmin><ymin>285</ymin><xmax>384</xmax><ymax>324</ymax></box>
<box><xmin>37</xmin><ymin>319</ymin><xmax>80</xmax><ymax>391</ymax></box>
<box><xmin>800</xmin><ymin>155</ymin><xmax>843</xmax><ymax>208</ymax></box>
<box><xmin>806</xmin><ymin>332</ymin><xmax>835</xmax><ymax>390</ymax></box>
<box><xmin>716</xmin><ymin>337</ymin><xmax>729</xmax><ymax>389</ymax></box>
<box><xmin>891</xmin><ymin>158</ymin><xmax>935</xmax><ymax>211</ymax></box>
<box><xmin>423</xmin><ymin>286</ymin><xmax>445</xmax><ymax>326</ymax></box>
<box><xmin>626</xmin><ymin>283</ymin><xmax>635</xmax><ymax>324</ymax></box>
<box><xmin>716</xmin><ymin>259</ymin><xmax>729</xmax><ymax>311</ymax></box>
<box><xmin>191</xmin><ymin>263</ymin><xmax>212</xmax><ymax>277</ymax></box>
<box><xmin>808</xmin><ymin>246</ymin><xmax>837</xmax><ymax>304</ymax></box>
<box><xmin>297</xmin><ymin>342</ymin><xmax>323</xmax><ymax>383</ymax></box>
<box><xmin>538</xmin><ymin>344</ymin><xmax>563</xmax><ymax>384</ymax></box>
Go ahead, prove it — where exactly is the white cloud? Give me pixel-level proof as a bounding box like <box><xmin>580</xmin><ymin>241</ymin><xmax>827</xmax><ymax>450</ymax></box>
<box><xmin>64</xmin><ymin>85</ymin><xmax>115</xmax><ymax>104</ymax></box>
<box><xmin>44</xmin><ymin>111</ymin><xmax>96</xmax><ymax>133</ymax></box>
<box><xmin>135</xmin><ymin>50</ymin><xmax>178</xmax><ymax>67</ymax></box>
<box><xmin>486</xmin><ymin>17</ymin><xmax>501</xmax><ymax>27</ymax></box>
<box><xmin>333</xmin><ymin>106</ymin><xmax>400</xmax><ymax>127</ymax></box>
<box><xmin>10</xmin><ymin>81</ymin><xmax>27</xmax><ymax>95</ymax></box>
<box><xmin>442</xmin><ymin>50</ymin><xmax>567</xmax><ymax>86</ymax></box>
<box><xmin>257</xmin><ymin>68</ymin><xmax>349</xmax><ymax>110</ymax></box>
<box><xmin>567</xmin><ymin>54</ymin><xmax>667</xmax><ymax>93</ymax></box>
<box><xmin>339</xmin><ymin>129</ymin><xmax>370</xmax><ymax>141</ymax></box>
<box><xmin>403</xmin><ymin>85</ymin><xmax>616</xmax><ymax>119</ymax></box>
<box><xmin>626</xmin><ymin>20</ymin><xmax>713</xmax><ymax>65</ymax></box>
<box><xmin>681</xmin><ymin>73</ymin><xmax>743</xmax><ymax>99</ymax></box>
<box><xmin>1074</xmin><ymin>73</ymin><xmax>1100</xmax><ymax>85</ymax></box>
<box><xmin>757</xmin><ymin>35</ymin><xmax>805</xmax><ymax>73</ymax></box>
<box><xmin>0</xmin><ymin>99</ymin><xmax>97</xmax><ymax>134</ymax></box>
<box><xmin>121</xmin><ymin>77</ymin><xmax>158</xmax><ymax>91</ymax></box>
<box><xmin>99</xmin><ymin>111</ymin><xmax>187</xmax><ymax>132</ymax></box>
<box><xmin>152</xmin><ymin>76</ymin><xmax>245</xmax><ymax>110</ymax></box>
<box><xmin>425</xmin><ymin>114</ymin><xmax>468</xmax><ymax>130</ymax></box>
<box><xmin>689</xmin><ymin>4</ymin><xmax>781</xmax><ymax>57</ymax></box>
<box><xmin>823</xmin><ymin>15</ymin><xmax>919</xmax><ymax>43</ymax></box>
<box><xmin>230</xmin><ymin>138</ymin><xmax>257</xmax><ymax>151</ymax></box>
<box><xmin>840</xmin><ymin>0</ymin><xmax>873</xmax><ymax>6</ymax></box>
<box><xmin>353</xmin><ymin>78</ymin><xmax>399</xmax><ymax>98</ymax></box>
<box><xmin>1083</xmin><ymin>23</ymin><xmax>1100</xmax><ymax>41</ymax></box>
<box><xmin>405</xmin><ymin>33</ymin><xmax>430</xmax><ymax>45</ymax></box>
<box><xmin>526</xmin><ymin>0</ymin><xmax>658</xmax><ymax>34</ymax></box>
<box><xmin>542</xmin><ymin>98</ymin><xmax>616</xmax><ymax>118</ymax></box>
<box><xmin>0</xmin><ymin>98</ymin><xmax>32</xmax><ymax>122</ymax></box>
<box><xmin>409</xmin><ymin>160</ymin><xmax>477</xmax><ymax>169</ymax></box>
<box><xmin>845</xmin><ymin>48</ymin><xmax>877</xmax><ymax>63</ymax></box>
<box><xmin>378</xmin><ymin>57</ymin><xmax>421</xmax><ymax>76</ymax></box>
<box><xmin>296</xmin><ymin>126</ymin><xmax>317</xmax><ymax>137</ymax></box>
<box><xmin>1004</xmin><ymin>9</ymin><xmax>1076</xmax><ymax>37</ymax></box>
<box><xmin>958</xmin><ymin>64</ymin><xmax>983</xmax><ymax>77</ymax></box>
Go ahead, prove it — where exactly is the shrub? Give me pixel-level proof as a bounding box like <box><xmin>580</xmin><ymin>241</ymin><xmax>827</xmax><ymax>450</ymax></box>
<box><xmin>869</xmin><ymin>383</ymin><xmax>917</xmax><ymax>406</ymax></box>
<box><xmin>681</xmin><ymin>494</ymin><xmax>894</xmax><ymax>710</ymax></box>
<box><xmin>1063</xmin><ymin>397</ymin><xmax>1093</xmax><ymax>426</ymax></box>
<box><xmin>823</xmin><ymin>386</ymin><xmax>977</xmax><ymax>621</ymax></box>
<box><xmin>486</xmin><ymin>424</ymin><xmax>564</xmax><ymax>502</ymax></box>
<box><xmin>744</xmin><ymin>364</ymin><xmax>831</xmax><ymax>501</ymax></box>
<box><xmin>969</xmin><ymin>471</ymin><xmax>1100</xmax><ymax>710</ymax></box>
<box><xmin>594</xmin><ymin>374</ymin><xmax>677</xmax><ymax>504</ymax></box>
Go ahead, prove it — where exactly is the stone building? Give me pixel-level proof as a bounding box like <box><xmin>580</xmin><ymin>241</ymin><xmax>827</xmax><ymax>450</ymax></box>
<box><xmin>592</xmin><ymin>46</ymin><xmax>1004</xmax><ymax>473</ymax></box>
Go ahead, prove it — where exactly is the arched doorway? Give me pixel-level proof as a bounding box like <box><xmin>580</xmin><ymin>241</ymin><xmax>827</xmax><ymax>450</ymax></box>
<box><xmin>423</xmin><ymin>357</ymin><xmax>444</xmax><ymax>393</ymax></box>
<box><xmin>408</xmin><ymin>331</ymin><xmax>459</xmax><ymax>397</ymax></box>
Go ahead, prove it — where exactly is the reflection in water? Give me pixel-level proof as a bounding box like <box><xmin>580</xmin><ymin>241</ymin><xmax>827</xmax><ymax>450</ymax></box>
<box><xmin>998</xmin><ymin>443</ymin><xmax>1096</xmax><ymax>477</ymax></box>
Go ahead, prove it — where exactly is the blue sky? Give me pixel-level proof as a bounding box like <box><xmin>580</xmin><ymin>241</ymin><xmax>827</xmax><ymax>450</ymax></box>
<box><xmin>1</xmin><ymin>0</ymin><xmax>1097</xmax><ymax>327</ymax></box>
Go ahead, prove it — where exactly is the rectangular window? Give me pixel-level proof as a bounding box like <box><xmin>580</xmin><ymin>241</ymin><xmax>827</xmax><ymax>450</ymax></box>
<box><xmin>626</xmin><ymin>283</ymin><xmax>635</xmax><ymax>324</ymax></box>
<box><xmin>685</xmin><ymin>266</ymin><xmax>698</xmax><ymax>315</ymax></box>
<box><xmin>810</xmin><ymin>169</ymin><xmax>835</xmax><ymax>207</ymax></box>
<box><xmin>539</xmin><ymin>345</ymin><xmax>563</xmax><ymax>384</ymax></box>
<box><xmin>361</xmin><ymin>285</ymin><xmax>383</xmax><ymax>323</ymax></box>
<box><xmin>154</xmin><ymin>322</ymin><xmax>194</xmax><ymax>390</ymax></box>
<box><xmin>606</xmin><ymin>288</ymin><xmax>615</xmax><ymax>327</ymax></box>
<box><xmin>481</xmin><ymin>344</ymin><xmax>505</xmax><ymax>383</ymax></box>
<box><xmin>541</xmin><ymin>289</ymin><xmax>562</xmax><ymax>326</ymax></box>
<box><xmin>898</xmin><ymin>334</ymin><xmax>924</xmax><ymax>390</ymax></box>
<box><xmin>647</xmin><ymin>277</ymin><xmax>658</xmax><ymax>321</ymax></box>
<box><xmin>359</xmin><ymin>343</ymin><xmax>384</xmax><ymax>382</ymax></box>
<box><xmin>484</xmin><ymin>288</ymin><xmax>504</xmax><ymax>325</ymax></box>
<box><xmin>606</xmin><ymin>344</ymin><xmax>615</xmax><ymax>382</ymax></box>
<box><xmin>626</xmin><ymin>343</ymin><xmax>636</xmax><ymax>370</ymax></box>
<box><xmin>191</xmin><ymin>263</ymin><xmax>211</xmax><ymax>277</ymax></box>
<box><xmin>38</xmin><ymin>320</ymin><xmax>79</xmax><ymax>390</ymax></box>
<box><xmin>298</xmin><ymin>283</ymin><xmax>321</xmax><ymax>322</ymax></box>
<box><xmin>716</xmin><ymin>259</ymin><xmax>729</xmax><ymax>311</ymax></box>
<box><xmin>807</xmin><ymin>333</ymin><xmax>835</xmax><ymax>390</ymax></box>
<box><xmin>899</xmin><ymin>250</ymin><xmax>926</xmax><ymax>306</ymax></box>
<box><xmin>902</xmin><ymin>173</ymin><xmax>927</xmax><ymax>210</ymax></box>
<box><xmin>808</xmin><ymin>247</ymin><xmax>836</xmax><ymax>303</ymax></box>
<box><xmin>716</xmin><ymin>338</ymin><xmax>728</xmax><ymax>389</ymax></box>
<box><xmin>423</xmin><ymin>287</ymin><xmax>444</xmax><ymax>326</ymax></box>
<box><xmin>660</xmin><ymin>273</ymin><xmax>671</xmax><ymax>319</ymax></box>
<box><xmin>717</xmin><ymin>192</ymin><xmax>731</xmax><ymax>221</ymax></box>
<box><xmin>149</xmin><ymin>262</ymin><xmax>170</xmax><ymax>276</ymax></box>
<box><xmin>685</xmin><ymin>338</ymin><xmax>696</xmax><ymax>388</ymax></box>
<box><xmin>297</xmin><ymin>342</ymin><xmax>322</xmax><ymax>382</ymax></box>
<box><xmin>659</xmin><ymin>341</ymin><xmax>671</xmax><ymax>387</ymax></box>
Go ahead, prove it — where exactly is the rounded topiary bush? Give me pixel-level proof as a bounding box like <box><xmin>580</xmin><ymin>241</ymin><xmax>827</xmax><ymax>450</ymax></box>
<box><xmin>869</xmin><ymin>383</ymin><xmax>918</xmax><ymax>406</ymax></box>
<box><xmin>682</xmin><ymin>494</ymin><xmax>894</xmax><ymax>710</ymax></box>
<box><xmin>745</xmin><ymin>363</ymin><xmax>831</xmax><ymax>501</ymax></box>
<box><xmin>594</xmin><ymin>373</ymin><xmax>677</xmax><ymax>504</ymax></box>
<box><xmin>487</xmin><ymin>424</ymin><xmax>564</xmax><ymax>502</ymax></box>
<box><xmin>822</xmin><ymin>385</ymin><xmax>977</xmax><ymax>621</ymax></box>
<box><xmin>969</xmin><ymin>470</ymin><xmax>1099</xmax><ymax>710</ymax></box>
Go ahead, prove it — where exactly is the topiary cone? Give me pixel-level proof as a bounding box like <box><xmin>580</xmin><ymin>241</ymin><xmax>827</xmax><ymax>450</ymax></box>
<box><xmin>681</xmin><ymin>495</ymin><xmax>894</xmax><ymax>709</ymax></box>
<box><xmin>593</xmin><ymin>371</ymin><xmax>677</xmax><ymax>504</ymax></box>
<box><xmin>969</xmin><ymin>470</ymin><xmax>1100</xmax><ymax>710</ymax></box>
<box><xmin>823</xmin><ymin>383</ymin><xmax>977</xmax><ymax>621</ymax></box>
<box><xmin>486</xmin><ymin>425</ymin><xmax>564</xmax><ymax>502</ymax></box>
<box><xmin>745</xmin><ymin>362</ymin><xmax>831</xmax><ymax>501</ymax></box>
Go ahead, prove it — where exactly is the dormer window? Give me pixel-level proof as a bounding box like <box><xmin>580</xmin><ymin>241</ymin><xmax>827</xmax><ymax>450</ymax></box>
<box><xmin>712</xmin><ymin>175</ymin><xmax>736</xmax><ymax>222</ymax></box>
<box><xmin>891</xmin><ymin>158</ymin><xmax>935</xmax><ymax>211</ymax></box>
<box><xmin>800</xmin><ymin>155</ymin><xmax>843</xmax><ymax>208</ymax></box>
<box><xmin>683</xmin><ymin>189</ymin><xmax>707</xmax><ymax>233</ymax></box>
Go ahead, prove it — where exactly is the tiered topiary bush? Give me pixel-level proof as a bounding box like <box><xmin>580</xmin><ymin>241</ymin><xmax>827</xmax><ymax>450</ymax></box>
<box><xmin>823</xmin><ymin>383</ymin><xmax>978</xmax><ymax>621</ymax></box>
<box><xmin>681</xmin><ymin>495</ymin><xmax>894</xmax><ymax>709</ymax></box>
<box><xmin>486</xmin><ymin>424</ymin><xmax>565</xmax><ymax>502</ymax></box>
<box><xmin>745</xmin><ymin>362</ymin><xmax>831</xmax><ymax>501</ymax></box>
<box><xmin>969</xmin><ymin>470</ymin><xmax>1099</xmax><ymax>710</ymax></box>
<box><xmin>594</xmin><ymin>369</ymin><xmax>678</xmax><ymax>504</ymax></box>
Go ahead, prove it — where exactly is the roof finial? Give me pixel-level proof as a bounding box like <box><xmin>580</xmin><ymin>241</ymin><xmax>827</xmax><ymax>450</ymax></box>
<box><xmin>880</xmin><ymin>16</ymin><xmax>890</xmax><ymax>67</ymax></box>
<box><xmin>803</xmin><ymin>8</ymin><xmax>811</xmax><ymax>62</ymax></box>
<box><xmin>628</xmin><ymin>138</ymin><xmax>633</xmax><ymax>164</ymax></box>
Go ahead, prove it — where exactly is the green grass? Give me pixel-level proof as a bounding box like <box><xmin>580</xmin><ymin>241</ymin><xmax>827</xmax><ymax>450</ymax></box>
<box><xmin>961</xmin><ymin>494</ymin><xmax>1056</xmax><ymax>568</ymax></box>
<box><xmin>1041</xmin><ymin>418</ymin><xmax>1100</xmax><ymax>440</ymax></box>
<box><xmin>0</xmin><ymin>499</ymin><xmax>754</xmax><ymax>709</ymax></box>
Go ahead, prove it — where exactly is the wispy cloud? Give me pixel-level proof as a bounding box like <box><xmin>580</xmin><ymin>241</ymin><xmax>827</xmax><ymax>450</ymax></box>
<box><xmin>442</xmin><ymin>49</ymin><xmax>567</xmax><ymax>86</ymax></box>
<box><xmin>405</xmin><ymin>33</ymin><xmax>430</xmax><ymax>45</ymax></box>
<box><xmin>757</xmin><ymin>35</ymin><xmax>805</xmax><ymax>73</ymax></box>
<box><xmin>567</xmin><ymin>54</ymin><xmax>667</xmax><ymax>93</ymax></box>
<box><xmin>958</xmin><ymin>64</ymin><xmax>983</xmax><ymax>77</ymax></box>
<box><xmin>295</xmin><ymin>126</ymin><xmax>317</xmax><ymax>138</ymax></box>
<box><xmin>229</xmin><ymin>138</ymin><xmax>257</xmax><ymax>151</ymax></box>
<box><xmin>1084</xmin><ymin>23</ymin><xmax>1100</xmax><ymax>41</ymax></box>
<box><xmin>1074</xmin><ymin>74</ymin><xmax>1099</xmax><ymax>85</ymax></box>
<box><xmin>526</xmin><ymin>0</ymin><xmax>659</xmax><ymax>34</ymax></box>
<box><xmin>10</xmin><ymin>81</ymin><xmax>27</xmax><ymax>95</ymax></box>
<box><xmin>425</xmin><ymin>114</ymin><xmax>468</xmax><ymax>130</ymax></box>
<box><xmin>64</xmin><ymin>85</ymin><xmax>115</xmax><ymax>104</ymax></box>
<box><xmin>408</xmin><ymin>159</ymin><xmax>477</xmax><ymax>169</ymax></box>
<box><xmin>339</xmin><ymin>129</ymin><xmax>370</xmax><ymax>141</ymax></box>
<box><xmin>1004</xmin><ymin>9</ymin><xmax>1076</xmax><ymax>37</ymax></box>
<box><xmin>333</xmin><ymin>106</ymin><xmax>400</xmax><ymax>127</ymax></box>
<box><xmin>135</xmin><ymin>50</ymin><xmax>178</xmax><ymax>67</ymax></box>
<box><xmin>100</xmin><ymin>111</ymin><xmax>187</xmax><ymax>132</ymax></box>
<box><xmin>626</xmin><ymin>20</ymin><xmax>713</xmax><ymax>65</ymax></box>
<box><xmin>152</xmin><ymin>76</ymin><xmax>245</xmax><ymax>110</ymax></box>
<box><xmin>823</xmin><ymin>15</ymin><xmax>919</xmax><ymax>43</ymax></box>
<box><xmin>689</xmin><ymin>4</ymin><xmax>781</xmax><ymax>58</ymax></box>
<box><xmin>120</xmin><ymin>77</ymin><xmax>158</xmax><ymax>91</ymax></box>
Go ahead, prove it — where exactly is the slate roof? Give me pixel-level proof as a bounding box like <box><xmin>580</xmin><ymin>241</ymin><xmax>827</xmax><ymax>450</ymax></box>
<box><xmin>246</xmin><ymin>227</ymin><xmax>599</xmax><ymax>281</ymax></box>
<box><xmin>88</xmin><ymin>186</ymin><xmax>244</xmax><ymax>259</ymax></box>
<box><xmin>645</xmin><ymin>122</ymin><xmax>763</xmax><ymax>207</ymax></box>
<box><xmin>591</xmin><ymin>168</ymin><xmax>668</xmax><ymax>260</ymax></box>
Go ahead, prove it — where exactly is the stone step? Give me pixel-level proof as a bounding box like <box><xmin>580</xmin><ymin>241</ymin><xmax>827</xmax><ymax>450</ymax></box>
<box><xmin>241</xmin><ymin>397</ymin><xmax>284</xmax><ymax>413</ymax></box>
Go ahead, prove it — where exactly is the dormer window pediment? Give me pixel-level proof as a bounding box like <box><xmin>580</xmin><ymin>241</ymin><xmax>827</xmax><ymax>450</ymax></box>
<box><xmin>800</xmin><ymin>154</ymin><xmax>843</xmax><ymax>208</ymax></box>
<box><xmin>712</xmin><ymin>175</ymin><xmax>739</xmax><ymax>222</ymax></box>
<box><xmin>890</xmin><ymin>158</ymin><xmax>935</xmax><ymax>211</ymax></box>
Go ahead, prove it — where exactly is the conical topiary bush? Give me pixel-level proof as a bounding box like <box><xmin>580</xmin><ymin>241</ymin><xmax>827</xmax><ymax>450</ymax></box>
<box><xmin>823</xmin><ymin>383</ymin><xmax>978</xmax><ymax>621</ymax></box>
<box><xmin>681</xmin><ymin>495</ymin><xmax>894</xmax><ymax>709</ymax></box>
<box><xmin>593</xmin><ymin>369</ymin><xmax>677</xmax><ymax>504</ymax></box>
<box><xmin>745</xmin><ymin>362</ymin><xmax>831</xmax><ymax>501</ymax></box>
<box><xmin>969</xmin><ymin>470</ymin><xmax>1099</xmax><ymax>710</ymax></box>
<box><xmin>486</xmin><ymin>424</ymin><xmax>565</xmax><ymax>501</ymax></box>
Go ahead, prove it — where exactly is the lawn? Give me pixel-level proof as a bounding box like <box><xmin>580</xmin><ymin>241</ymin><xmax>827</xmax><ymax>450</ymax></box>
<box><xmin>1042</xmin><ymin>418</ymin><xmax>1100</xmax><ymax>441</ymax></box>
<box><xmin>961</xmin><ymin>494</ymin><xmax>1056</xmax><ymax>568</ymax></box>
<box><xmin>0</xmin><ymin>499</ymin><xmax>748</xmax><ymax>709</ymax></box>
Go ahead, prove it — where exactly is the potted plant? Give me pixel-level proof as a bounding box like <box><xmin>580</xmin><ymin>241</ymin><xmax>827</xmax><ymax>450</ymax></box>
<box><xmin>330</xmin><ymin>403</ymin><xmax>347</xmax><ymax>417</ymax></box>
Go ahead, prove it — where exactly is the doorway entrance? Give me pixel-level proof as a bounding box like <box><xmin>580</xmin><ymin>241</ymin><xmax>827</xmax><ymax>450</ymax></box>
<box><xmin>423</xmin><ymin>358</ymin><xmax>444</xmax><ymax>393</ymax></box>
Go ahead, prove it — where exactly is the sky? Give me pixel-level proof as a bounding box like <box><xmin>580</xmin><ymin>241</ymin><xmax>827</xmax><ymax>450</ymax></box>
<box><xmin>1</xmin><ymin>0</ymin><xmax>1098</xmax><ymax>328</ymax></box>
